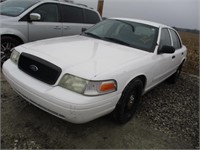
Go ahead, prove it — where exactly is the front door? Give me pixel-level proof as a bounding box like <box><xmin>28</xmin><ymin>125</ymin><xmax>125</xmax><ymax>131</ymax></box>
<box><xmin>28</xmin><ymin>3</ymin><xmax>62</xmax><ymax>42</ymax></box>
<box><xmin>152</xmin><ymin>28</ymin><xmax>175</xmax><ymax>86</ymax></box>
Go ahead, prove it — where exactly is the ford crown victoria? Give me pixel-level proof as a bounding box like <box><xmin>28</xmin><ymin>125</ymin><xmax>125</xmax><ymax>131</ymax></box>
<box><xmin>2</xmin><ymin>18</ymin><xmax>187</xmax><ymax>124</ymax></box>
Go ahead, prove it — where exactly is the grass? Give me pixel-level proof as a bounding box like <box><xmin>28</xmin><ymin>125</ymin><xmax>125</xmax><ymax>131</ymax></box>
<box><xmin>178</xmin><ymin>32</ymin><xmax>199</xmax><ymax>76</ymax></box>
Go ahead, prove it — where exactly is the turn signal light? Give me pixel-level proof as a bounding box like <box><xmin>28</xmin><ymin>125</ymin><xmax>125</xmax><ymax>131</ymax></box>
<box><xmin>100</xmin><ymin>81</ymin><xmax>116</xmax><ymax>92</ymax></box>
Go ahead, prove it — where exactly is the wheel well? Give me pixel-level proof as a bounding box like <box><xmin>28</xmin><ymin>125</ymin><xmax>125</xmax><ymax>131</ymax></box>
<box><xmin>182</xmin><ymin>59</ymin><xmax>185</xmax><ymax>64</ymax></box>
<box><xmin>126</xmin><ymin>75</ymin><xmax>147</xmax><ymax>91</ymax></box>
<box><xmin>1</xmin><ymin>34</ymin><xmax>24</xmax><ymax>44</ymax></box>
<box><xmin>136</xmin><ymin>75</ymin><xmax>147</xmax><ymax>89</ymax></box>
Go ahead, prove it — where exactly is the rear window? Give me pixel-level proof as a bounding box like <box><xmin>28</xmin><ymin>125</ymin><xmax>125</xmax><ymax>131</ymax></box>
<box><xmin>0</xmin><ymin>0</ymin><xmax>38</xmax><ymax>17</ymax></box>
<box><xmin>84</xmin><ymin>9</ymin><xmax>100</xmax><ymax>24</ymax></box>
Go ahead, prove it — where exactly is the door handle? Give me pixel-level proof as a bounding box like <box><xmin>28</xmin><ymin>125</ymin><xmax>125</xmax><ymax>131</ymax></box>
<box><xmin>64</xmin><ymin>26</ymin><xmax>70</xmax><ymax>30</ymax></box>
<box><xmin>54</xmin><ymin>26</ymin><xmax>61</xmax><ymax>30</ymax></box>
<box><xmin>172</xmin><ymin>56</ymin><xmax>175</xmax><ymax>59</ymax></box>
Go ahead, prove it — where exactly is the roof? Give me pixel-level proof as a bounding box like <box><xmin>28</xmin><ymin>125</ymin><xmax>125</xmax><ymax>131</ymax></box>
<box><xmin>110</xmin><ymin>17</ymin><xmax>170</xmax><ymax>28</ymax></box>
<box><xmin>38</xmin><ymin>0</ymin><xmax>94</xmax><ymax>10</ymax></box>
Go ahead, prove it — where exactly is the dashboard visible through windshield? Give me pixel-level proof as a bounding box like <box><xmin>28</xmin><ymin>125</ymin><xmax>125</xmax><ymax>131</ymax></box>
<box><xmin>83</xmin><ymin>19</ymin><xmax>159</xmax><ymax>52</ymax></box>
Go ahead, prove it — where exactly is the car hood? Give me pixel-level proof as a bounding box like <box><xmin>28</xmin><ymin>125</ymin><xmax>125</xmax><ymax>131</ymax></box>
<box><xmin>0</xmin><ymin>15</ymin><xmax>17</xmax><ymax>21</ymax></box>
<box><xmin>20</xmin><ymin>35</ymin><xmax>149</xmax><ymax>79</ymax></box>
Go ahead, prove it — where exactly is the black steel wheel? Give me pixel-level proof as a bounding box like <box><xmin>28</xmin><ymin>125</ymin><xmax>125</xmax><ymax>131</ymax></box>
<box><xmin>1</xmin><ymin>36</ymin><xmax>21</xmax><ymax>65</ymax></box>
<box><xmin>113</xmin><ymin>78</ymin><xmax>143</xmax><ymax>124</ymax></box>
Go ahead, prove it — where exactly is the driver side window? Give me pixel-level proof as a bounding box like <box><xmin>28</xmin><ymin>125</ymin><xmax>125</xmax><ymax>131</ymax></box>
<box><xmin>31</xmin><ymin>3</ymin><xmax>59</xmax><ymax>22</ymax></box>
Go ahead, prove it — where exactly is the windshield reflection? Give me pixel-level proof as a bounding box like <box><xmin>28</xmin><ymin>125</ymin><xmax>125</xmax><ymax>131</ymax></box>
<box><xmin>83</xmin><ymin>19</ymin><xmax>159</xmax><ymax>52</ymax></box>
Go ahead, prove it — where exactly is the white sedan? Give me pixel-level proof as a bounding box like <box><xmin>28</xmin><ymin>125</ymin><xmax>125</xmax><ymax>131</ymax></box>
<box><xmin>3</xmin><ymin>18</ymin><xmax>187</xmax><ymax>124</ymax></box>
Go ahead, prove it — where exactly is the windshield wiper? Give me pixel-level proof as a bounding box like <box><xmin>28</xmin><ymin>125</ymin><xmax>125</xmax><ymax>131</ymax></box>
<box><xmin>103</xmin><ymin>37</ymin><xmax>131</xmax><ymax>46</ymax></box>
<box><xmin>0</xmin><ymin>13</ymin><xmax>11</xmax><ymax>16</ymax></box>
<box><xmin>83</xmin><ymin>32</ymin><xmax>102</xmax><ymax>39</ymax></box>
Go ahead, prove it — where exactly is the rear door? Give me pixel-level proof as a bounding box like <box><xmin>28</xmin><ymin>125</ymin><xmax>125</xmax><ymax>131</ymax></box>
<box><xmin>61</xmin><ymin>4</ymin><xmax>85</xmax><ymax>36</ymax></box>
<box><xmin>169</xmin><ymin>29</ymin><xmax>185</xmax><ymax>68</ymax></box>
<box><xmin>28</xmin><ymin>3</ymin><xmax>62</xmax><ymax>42</ymax></box>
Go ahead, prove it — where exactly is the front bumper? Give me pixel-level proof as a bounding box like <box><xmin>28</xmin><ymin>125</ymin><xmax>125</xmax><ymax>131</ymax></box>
<box><xmin>2</xmin><ymin>60</ymin><xmax>121</xmax><ymax>123</ymax></box>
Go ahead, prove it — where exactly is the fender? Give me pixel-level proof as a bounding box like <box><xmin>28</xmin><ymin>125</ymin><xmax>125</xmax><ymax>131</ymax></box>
<box><xmin>0</xmin><ymin>28</ymin><xmax>27</xmax><ymax>43</ymax></box>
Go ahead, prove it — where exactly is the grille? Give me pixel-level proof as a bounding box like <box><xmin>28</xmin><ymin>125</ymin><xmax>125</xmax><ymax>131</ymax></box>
<box><xmin>18</xmin><ymin>53</ymin><xmax>62</xmax><ymax>85</ymax></box>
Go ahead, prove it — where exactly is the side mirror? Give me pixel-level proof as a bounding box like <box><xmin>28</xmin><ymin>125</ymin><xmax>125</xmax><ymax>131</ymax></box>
<box><xmin>82</xmin><ymin>28</ymin><xmax>87</xmax><ymax>32</ymax></box>
<box><xmin>158</xmin><ymin>45</ymin><xmax>175</xmax><ymax>54</ymax></box>
<box><xmin>29</xmin><ymin>13</ymin><xmax>41</xmax><ymax>21</ymax></box>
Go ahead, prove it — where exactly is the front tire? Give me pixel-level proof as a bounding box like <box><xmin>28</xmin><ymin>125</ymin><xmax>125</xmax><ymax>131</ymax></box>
<box><xmin>1</xmin><ymin>36</ymin><xmax>21</xmax><ymax>65</ymax></box>
<box><xmin>113</xmin><ymin>78</ymin><xmax>143</xmax><ymax>124</ymax></box>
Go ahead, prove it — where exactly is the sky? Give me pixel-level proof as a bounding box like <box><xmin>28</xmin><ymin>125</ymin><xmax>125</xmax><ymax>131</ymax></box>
<box><xmin>74</xmin><ymin>0</ymin><xmax>199</xmax><ymax>30</ymax></box>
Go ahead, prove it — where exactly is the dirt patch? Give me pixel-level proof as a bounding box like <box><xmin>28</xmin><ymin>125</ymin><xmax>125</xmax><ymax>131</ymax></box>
<box><xmin>1</xmin><ymin>73</ymin><xmax>199</xmax><ymax>149</ymax></box>
<box><xmin>179</xmin><ymin>32</ymin><xmax>199</xmax><ymax>76</ymax></box>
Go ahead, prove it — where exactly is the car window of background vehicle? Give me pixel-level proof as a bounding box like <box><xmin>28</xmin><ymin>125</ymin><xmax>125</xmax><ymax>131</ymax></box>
<box><xmin>31</xmin><ymin>3</ymin><xmax>59</xmax><ymax>22</ymax></box>
<box><xmin>0</xmin><ymin>0</ymin><xmax>38</xmax><ymax>16</ymax></box>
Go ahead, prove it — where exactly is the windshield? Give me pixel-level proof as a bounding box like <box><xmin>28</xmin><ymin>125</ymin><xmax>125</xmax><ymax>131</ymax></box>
<box><xmin>0</xmin><ymin>0</ymin><xmax>38</xmax><ymax>17</ymax></box>
<box><xmin>83</xmin><ymin>19</ymin><xmax>159</xmax><ymax>52</ymax></box>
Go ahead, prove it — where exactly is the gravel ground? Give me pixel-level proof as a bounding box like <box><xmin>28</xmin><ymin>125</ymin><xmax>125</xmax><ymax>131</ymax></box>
<box><xmin>137</xmin><ymin>73</ymin><xmax>199</xmax><ymax>148</ymax></box>
<box><xmin>1</xmin><ymin>72</ymin><xmax>199</xmax><ymax>149</ymax></box>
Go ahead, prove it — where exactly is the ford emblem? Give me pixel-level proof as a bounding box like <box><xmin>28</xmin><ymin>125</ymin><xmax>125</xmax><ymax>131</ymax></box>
<box><xmin>29</xmin><ymin>65</ymin><xmax>38</xmax><ymax>72</ymax></box>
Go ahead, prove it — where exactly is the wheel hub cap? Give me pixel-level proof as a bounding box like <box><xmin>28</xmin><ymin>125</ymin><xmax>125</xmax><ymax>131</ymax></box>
<box><xmin>1</xmin><ymin>43</ymin><xmax>15</xmax><ymax>62</ymax></box>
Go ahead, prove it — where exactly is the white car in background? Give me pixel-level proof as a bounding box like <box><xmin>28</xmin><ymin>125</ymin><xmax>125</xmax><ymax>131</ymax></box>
<box><xmin>3</xmin><ymin>18</ymin><xmax>187</xmax><ymax>124</ymax></box>
<box><xmin>0</xmin><ymin>0</ymin><xmax>101</xmax><ymax>63</ymax></box>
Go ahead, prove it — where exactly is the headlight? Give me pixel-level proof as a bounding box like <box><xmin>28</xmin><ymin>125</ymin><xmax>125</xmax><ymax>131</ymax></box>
<box><xmin>58</xmin><ymin>74</ymin><xmax>117</xmax><ymax>96</ymax></box>
<box><xmin>10</xmin><ymin>49</ymin><xmax>20</xmax><ymax>64</ymax></box>
<box><xmin>59</xmin><ymin>74</ymin><xmax>89</xmax><ymax>94</ymax></box>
